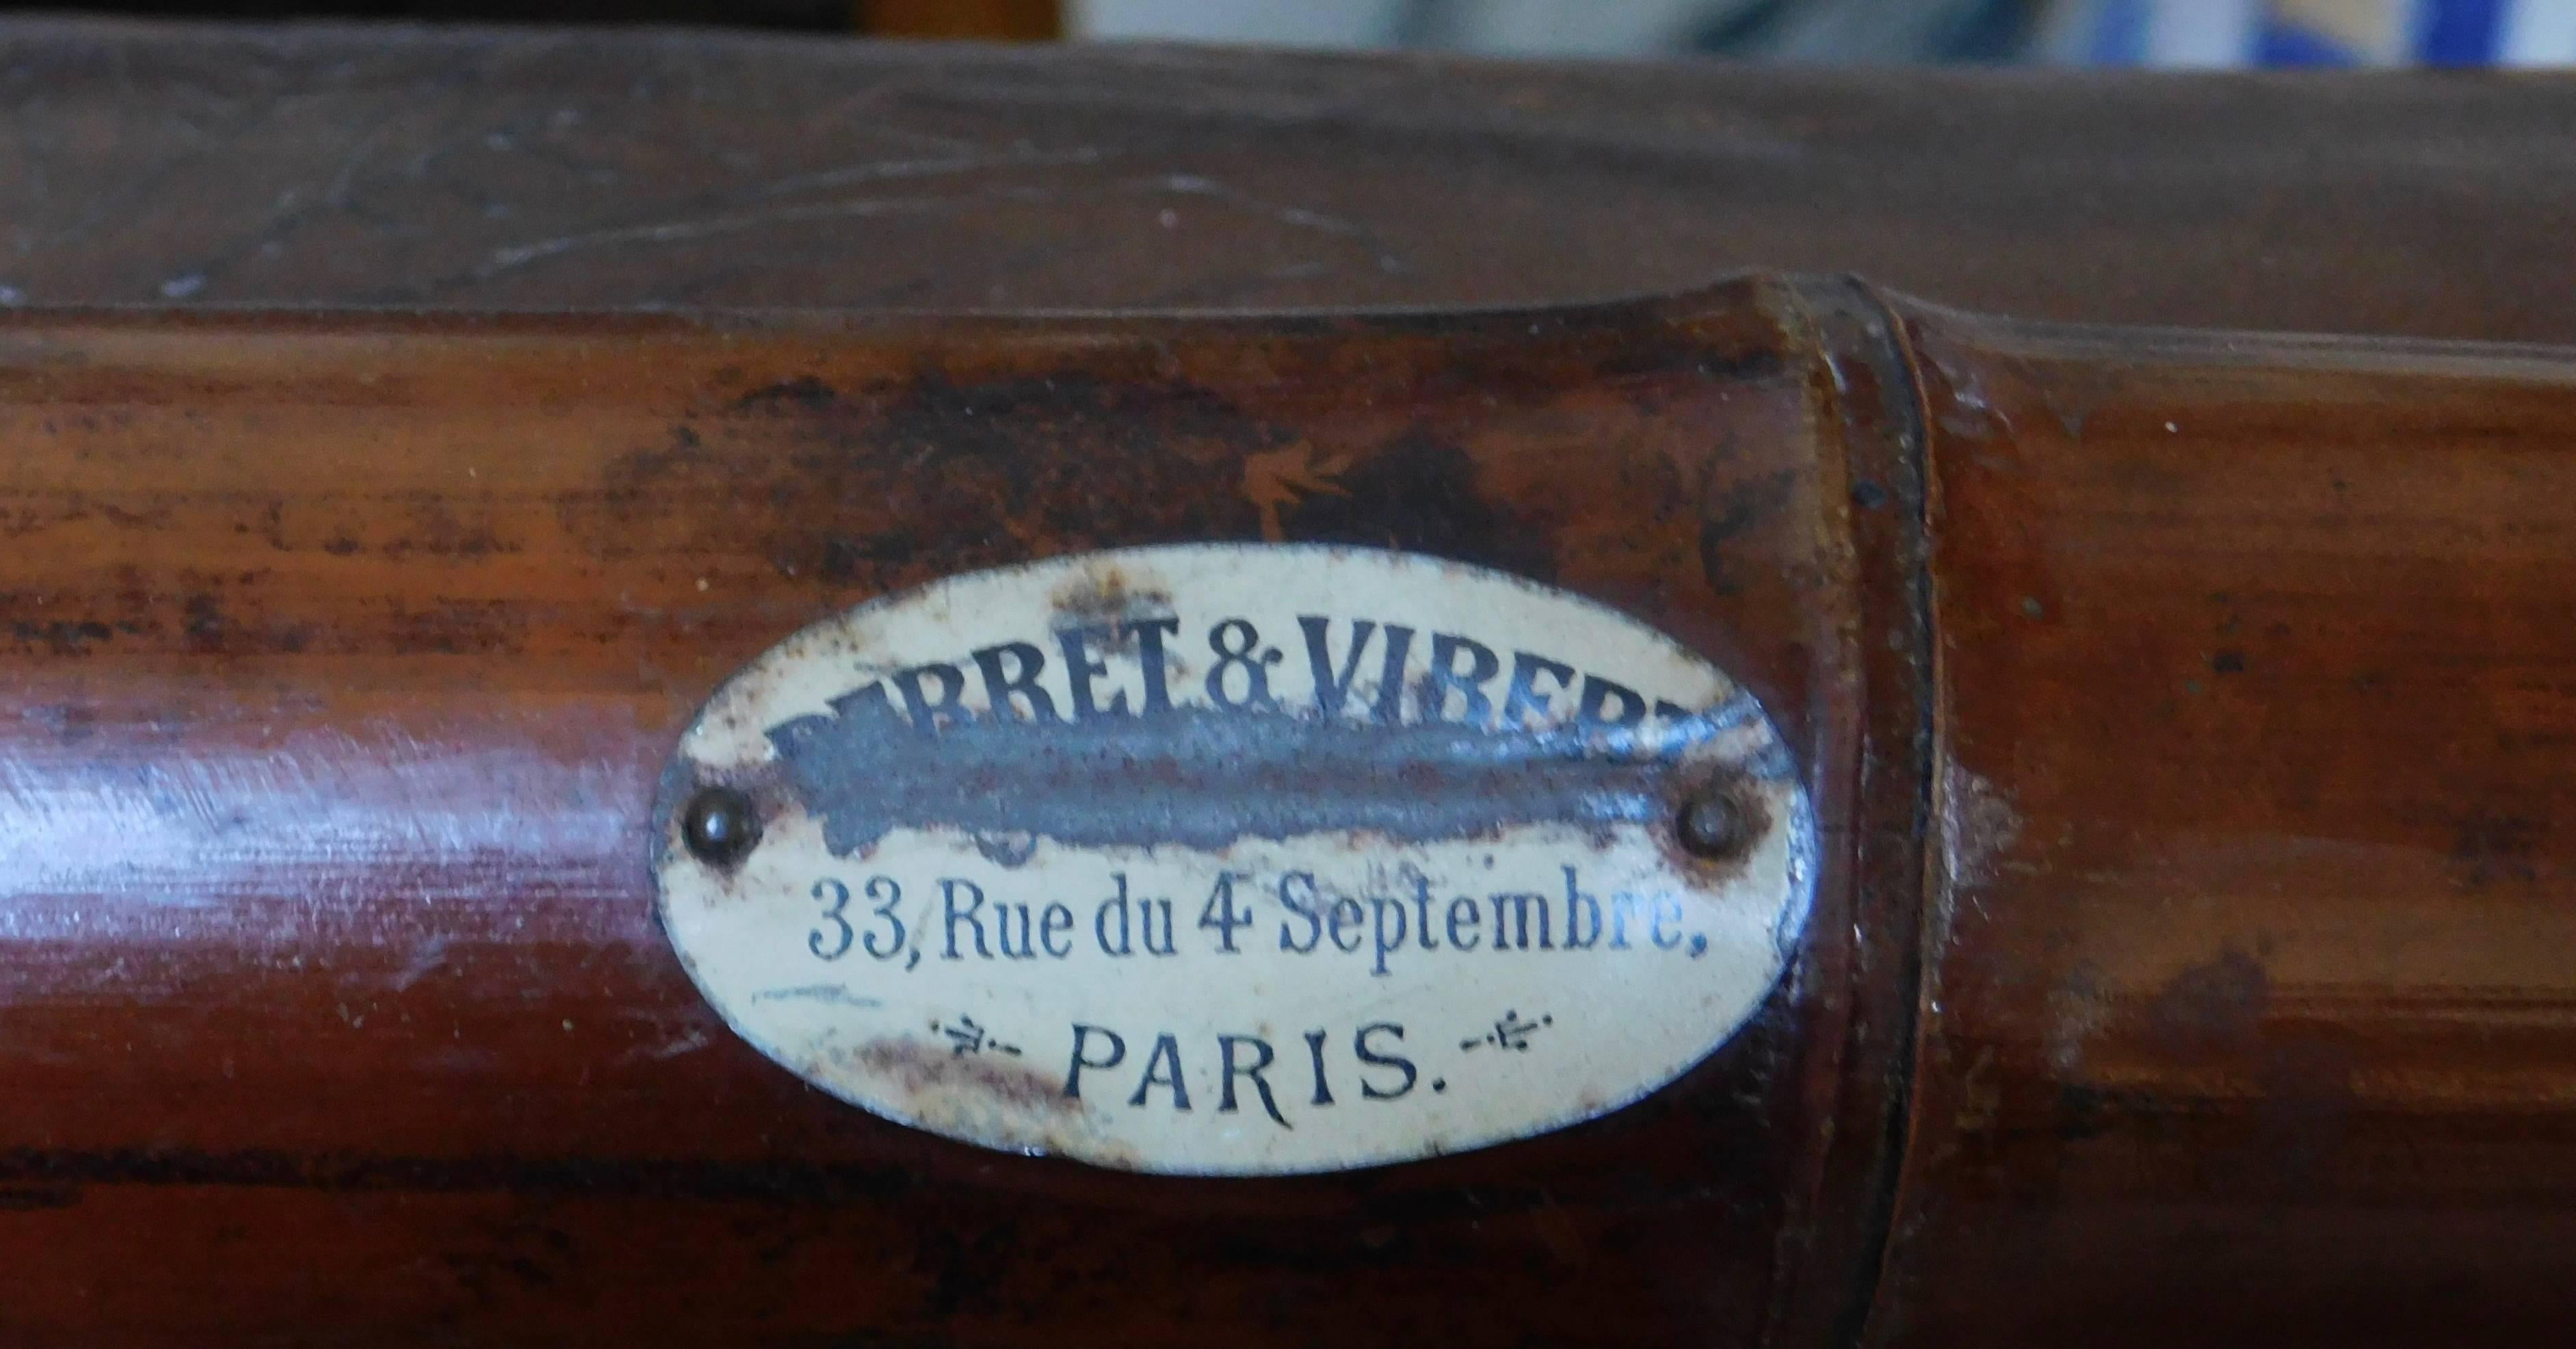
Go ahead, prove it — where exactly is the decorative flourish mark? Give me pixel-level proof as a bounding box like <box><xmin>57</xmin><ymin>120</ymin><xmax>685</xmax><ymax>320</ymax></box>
<box><xmin>932</xmin><ymin>1014</ymin><xmax>1022</xmax><ymax>1058</ymax></box>
<box><xmin>1460</xmin><ymin>1009</ymin><xmax>1553</xmax><ymax>1053</ymax></box>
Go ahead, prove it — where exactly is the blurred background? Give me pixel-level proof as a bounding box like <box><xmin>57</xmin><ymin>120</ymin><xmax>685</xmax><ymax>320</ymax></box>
<box><xmin>1073</xmin><ymin>0</ymin><xmax>2575</xmax><ymax>64</ymax></box>
<box><xmin>22</xmin><ymin>0</ymin><xmax>2576</xmax><ymax>65</ymax></box>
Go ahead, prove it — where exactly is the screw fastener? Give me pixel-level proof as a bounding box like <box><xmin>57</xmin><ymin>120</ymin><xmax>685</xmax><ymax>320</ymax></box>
<box><xmin>681</xmin><ymin>785</ymin><xmax>760</xmax><ymax>867</ymax></box>
<box><xmin>1677</xmin><ymin>787</ymin><xmax>1750</xmax><ymax>861</ymax></box>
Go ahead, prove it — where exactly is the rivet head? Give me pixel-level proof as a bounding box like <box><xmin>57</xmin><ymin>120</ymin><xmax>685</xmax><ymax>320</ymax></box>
<box><xmin>681</xmin><ymin>785</ymin><xmax>760</xmax><ymax>867</ymax></box>
<box><xmin>1677</xmin><ymin>787</ymin><xmax>1749</xmax><ymax>861</ymax></box>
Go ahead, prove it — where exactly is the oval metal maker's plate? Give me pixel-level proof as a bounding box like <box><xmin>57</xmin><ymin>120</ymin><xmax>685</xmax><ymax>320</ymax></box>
<box><xmin>653</xmin><ymin>544</ymin><xmax>1813</xmax><ymax>1175</ymax></box>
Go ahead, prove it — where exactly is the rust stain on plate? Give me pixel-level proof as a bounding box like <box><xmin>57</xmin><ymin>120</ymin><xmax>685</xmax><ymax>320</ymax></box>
<box><xmin>653</xmin><ymin>544</ymin><xmax>1813</xmax><ymax>1174</ymax></box>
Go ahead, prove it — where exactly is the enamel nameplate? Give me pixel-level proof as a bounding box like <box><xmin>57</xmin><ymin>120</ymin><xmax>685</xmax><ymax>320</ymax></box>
<box><xmin>652</xmin><ymin>544</ymin><xmax>1812</xmax><ymax>1175</ymax></box>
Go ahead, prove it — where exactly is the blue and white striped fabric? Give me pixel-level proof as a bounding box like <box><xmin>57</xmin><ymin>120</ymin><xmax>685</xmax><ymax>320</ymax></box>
<box><xmin>2060</xmin><ymin>0</ymin><xmax>2576</xmax><ymax>66</ymax></box>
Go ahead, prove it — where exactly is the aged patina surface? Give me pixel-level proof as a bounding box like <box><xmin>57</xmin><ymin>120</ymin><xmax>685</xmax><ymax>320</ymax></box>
<box><xmin>0</xmin><ymin>280</ymin><xmax>1921</xmax><ymax>1346</ymax></box>
<box><xmin>5</xmin><ymin>19</ymin><xmax>2576</xmax><ymax>1348</ymax></box>
<box><xmin>10</xmin><ymin>19</ymin><xmax>2576</xmax><ymax>339</ymax></box>
<box><xmin>649</xmin><ymin>542</ymin><xmax>1813</xmax><ymax>1175</ymax></box>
